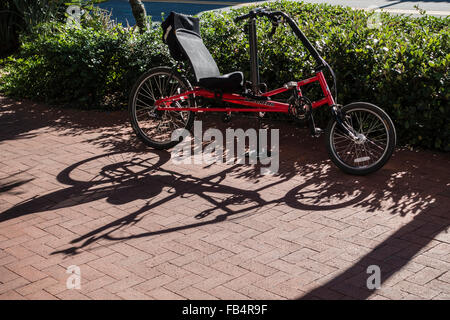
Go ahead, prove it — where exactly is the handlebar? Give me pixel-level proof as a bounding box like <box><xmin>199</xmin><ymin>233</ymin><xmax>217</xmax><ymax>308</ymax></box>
<box><xmin>234</xmin><ymin>8</ymin><xmax>338</xmax><ymax>102</ymax></box>
<box><xmin>234</xmin><ymin>8</ymin><xmax>324</xmax><ymax>66</ymax></box>
<box><xmin>234</xmin><ymin>8</ymin><xmax>279</xmax><ymax>23</ymax></box>
<box><xmin>234</xmin><ymin>12</ymin><xmax>253</xmax><ymax>22</ymax></box>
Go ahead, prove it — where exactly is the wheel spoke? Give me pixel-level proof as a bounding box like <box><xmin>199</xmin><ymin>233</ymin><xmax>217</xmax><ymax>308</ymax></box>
<box><xmin>331</xmin><ymin>107</ymin><xmax>390</xmax><ymax>170</ymax></box>
<box><xmin>131</xmin><ymin>70</ymin><xmax>193</xmax><ymax>145</ymax></box>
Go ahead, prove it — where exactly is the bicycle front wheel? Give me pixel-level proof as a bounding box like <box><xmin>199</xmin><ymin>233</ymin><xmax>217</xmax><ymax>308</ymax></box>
<box><xmin>326</xmin><ymin>102</ymin><xmax>396</xmax><ymax>175</ymax></box>
<box><xmin>129</xmin><ymin>67</ymin><xmax>195</xmax><ymax>150</ymax></box>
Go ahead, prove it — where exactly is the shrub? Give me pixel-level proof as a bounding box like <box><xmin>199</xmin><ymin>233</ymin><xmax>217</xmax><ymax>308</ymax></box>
<box><xmin>1</xmin><ymin>15</ymin><xmax>171</xmax><ymax>107</ymax></box>
<box><xmin>200</xmin><ymin>1</ymin><xmax>449</xmax><ymax>151</ymax></box>
<box><xmin>0</xmin><ymin>0</ymin><xmax>67</xmax><ymax>57</ymax></box>
<box><xmin>0</xmin><ymin>0</ymin><xmax>449</xmax><ymax>150</ymax></box>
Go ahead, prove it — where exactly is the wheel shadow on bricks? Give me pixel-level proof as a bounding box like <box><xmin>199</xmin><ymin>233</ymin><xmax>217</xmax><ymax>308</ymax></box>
<box><xmin>5</xmin><ymin>147</ymin><xmax>444</xmax><ymax>258</ymax></box>
<box><xmin>1</xmin><ymin>99</ymin><xmax>449</xmax><ymax>299</ymax></box>
<box><xmin>1</xmin><ymin>137</ymin><xmax>448</xmax><ymax>261</ymax></box>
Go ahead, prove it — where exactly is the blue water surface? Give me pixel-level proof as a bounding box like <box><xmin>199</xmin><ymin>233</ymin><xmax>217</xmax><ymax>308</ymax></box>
<box><xmin>96</xmin><ymin>0</ymin><xmax>255</xmax><ymax>24</ymax></box>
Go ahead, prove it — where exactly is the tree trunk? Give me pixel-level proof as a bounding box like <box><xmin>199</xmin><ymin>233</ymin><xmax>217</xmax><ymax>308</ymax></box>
<box><xmin>129</xmin><ymin>0</ymin><xmax>147</xmax><ymax>33</ymax></box>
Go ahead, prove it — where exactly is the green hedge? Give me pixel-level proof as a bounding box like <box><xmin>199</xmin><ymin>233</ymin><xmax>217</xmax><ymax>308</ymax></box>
<box><xmin>1</xmin><ymin>23</ymin><xmax>171</xmax><ymax>106</ymax></box>
<box><xmin>0</xmin><ymin>0</ymin><xmax>71</xmax><ymax>57</ymax></box>
<box><xmin>0</xmin><ymin>0</ymin><xmax>449</xmax><ymax>151</ymax></box>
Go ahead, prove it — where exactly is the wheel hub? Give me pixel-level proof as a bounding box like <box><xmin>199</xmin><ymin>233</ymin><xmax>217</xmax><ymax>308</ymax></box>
<box><xmin>354</xmin><ymin>133</ymin><xmax>367</xmax><ymax>145</ymax></box>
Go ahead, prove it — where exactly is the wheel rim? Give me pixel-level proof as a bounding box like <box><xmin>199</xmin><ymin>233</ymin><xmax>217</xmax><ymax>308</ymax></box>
<box><xmin>132</xmin><ymin>71</ymin><xmax>191</xmax><ymax>144</ymax></box>
<box><xmin>330</xmin><ymin>108</ymin><xmax>390</xmax><ymax>170</ymax></box>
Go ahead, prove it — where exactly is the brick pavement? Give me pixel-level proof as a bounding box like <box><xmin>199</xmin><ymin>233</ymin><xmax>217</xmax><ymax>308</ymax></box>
<box><xmin>0</xmin><ymin>96</ymin><xmax>449</xmax><ymax>300</ymax></box>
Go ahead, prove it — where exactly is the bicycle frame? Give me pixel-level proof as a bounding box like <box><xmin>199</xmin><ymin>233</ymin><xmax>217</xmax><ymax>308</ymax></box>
<box><xmin>130</xmin><ymin>9</ymin><xmax>396</xmax><ymax>175</ymax></box>
<box><xmin>155</xmin><ymin>70</ymin><xmax>335</xmax><ymax>113</ymax></box>
<box><xmin>155</xmin><ymin>9</ymin><xmax>336</xmax><ymax>114</ymax></box>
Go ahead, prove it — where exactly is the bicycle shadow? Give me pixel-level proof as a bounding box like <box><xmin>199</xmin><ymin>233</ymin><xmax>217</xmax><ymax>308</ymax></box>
<box><xmin>49</xmin><ymin>159</ymin><xmax>275</xmax><ymax>256</ymax></box>
<box><xmin>0</xmin><ymin>168</ymin><xmax>34</xmax><ymax>191</ymax></box>
<box><xmin>0</xmin><ymin>133</ymin><xmax>370</xmax><ymax>256</ymax></box>
<box><xmin>1</xmin><ymin>113</ymin><xmax>448</xmax><ymax>300</ymax></box>
<box><xmin>44</xmin><ymin>143</ymin><xmax>447</xmax><ymax>278</ymax></box>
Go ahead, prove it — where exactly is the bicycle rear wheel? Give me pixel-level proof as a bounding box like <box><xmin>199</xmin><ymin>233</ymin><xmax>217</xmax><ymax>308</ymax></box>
<box><xmin>326</xmin><ymin>102</ymin><xmax>396</xmax><ymax>175</ymax></box>
<box><xmin>129</xmin><ymin>67</ymin><xmax>195</xmax><ymax>149</ymax></box>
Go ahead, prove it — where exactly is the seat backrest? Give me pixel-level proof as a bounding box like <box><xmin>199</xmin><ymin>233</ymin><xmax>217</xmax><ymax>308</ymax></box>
<box><xmin>161</xmin><ymin>12</ymin><xmax>220</xmax><ymax>82</ymax></box>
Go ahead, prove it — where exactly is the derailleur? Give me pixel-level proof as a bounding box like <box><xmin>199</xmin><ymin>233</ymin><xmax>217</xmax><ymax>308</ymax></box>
<box><xmin>289</xmin><ymin>95</ymin><xmax>312</xmax><ymax>121</ymax></box>
<box><xmin>289</xmin><ymin>93</ymin><xmax>322</xmax><ymax>138</ymax></box>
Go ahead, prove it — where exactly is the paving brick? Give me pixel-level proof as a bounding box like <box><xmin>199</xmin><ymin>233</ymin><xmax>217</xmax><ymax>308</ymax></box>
<box><xmin>108</xmin><ymin>242</ymin><xmax>145</xmax><ymax>257</ymax></box>
<box><xmin>147</xmin><ymin>287</ymin><xmax>185</xmax><ymax>300</ymax></box>
<box><xmin>0</xmin><ymin>277</ymin><xmax>30</xmax><ymax>294</ymax></box>
<box><xmin>438</xmin><ymin>271</ymin><xmax>450</xmax><ymax>283</ymax></box>
<box><xmin>114</xmin><ymin>288</ymin><xmax>151</xmax><ymax>300</ymax></box>
<box><xmin>183</xmin><ymin>261</ymin><xmax>218</xmax><ymax>277</ymax></box>
<box><xmin>0</xmin><ymin>266</ymin><xmax>20</xmax><ymax>283</ymax></box>
<box><xmin>81</xmin><ymin>275</ymin><xmax>116</xmax><ymax>293</ymax></box>
<box><xmin>376</xmin><ymin>286</ymin><xmax>411</xmax><ymax>300</ymax></box>
<box><xmin>282</xmin><ymin>248</ymin><xmax>319</xmax><ymax>264</ymax></box>
<box><xmin>124</xmin><ymin>263</ymin><xmax>162</xmax><ymax>280</ymax></box>
<box><xmin>85</xmin><ymin>288</ymin><xmax>122</xmax><ymax>300</ymax></box>
<box><xmin>1</xmin><ymin>97</ymin><xmax>449</xmax><ymax>300</ymax></box>
<box><xmin>254</xmin><ymin>271</ymin><xmax>292</xmax><ymax>289</ymax></box>
<box><xmin>223</xmin><ymin>273</ymin><xmax>265</xmax><ymax>291</ymax></box>
<box><xmin>0</xmin><ymin>290</ymin><xmax>27</xmax><ymax>300</ymax></box>
<box><xmin>240</xmin><ymin>285</ymin><xmax>283</xmax><ymax>299</ymax></box>
<box><xmin>104</xmin><ymin>275</ymin><xmax>146</xmax><ymax>293</ymax></box>
<box><xmin>426</xmin><ymin>279</ymin><xmax>450</xmax><ymax>293</ymax></box>
<box><xmin>239</xmin><ymin>259</ymin><xmax>278</xmax><ymax>277</ymax></box>
<box><xmin>433</xmin><ymin>293</ymin><xmax>450</xmax><ymax>300</ymax></box>
<box><xmin>208</xmin><ymin>285</ymin><xmax>249</xmax><ymax>300</ymax></box>
<box><xmin>15</xmin><ymin>277</ymin><xmax>58</xmax><ymax>296</ymax></box>
<box><xmin>56</xmin><ymin>289</ymin><xmax>90</xmax><ymax>300</ymax></box>
<box><xmin>134</xmin><ymin>274</ymin><xmax>175</xmax><ymax>293</ymax></box>
<box><xmin>25</xmin><ymin>290</ymin><xmax>58</xmax><ymax>300</ymax></box>
<box><xmin>294</xmin><ymin>259</ymin><xmax>338</xmax><ymax>276</ymax></box>
<box><xmin>164</xmin><ymin>273</ymin><xmax>205</xmax><ymax>292</ymax></box>
<box><xmin>268</xmin><ymin>259</ymin><xmax>306</xmax><ymax>276</ymax></box>
<box><xmin>4</xmin><ymin>245</ymin><xmax>35</xmax><ymax>259</ymax></box>
<box><xmin>9</xmin><ymin>265</ymin><xmax>48</xmax><ymax>282</ymax></box>
<box><xmin>193</xmin><ymin>272</ymin><xmax>234</xmax><ymax>292</ymax></box>
<box><xmin>396</xmin><ymin>280</ymin><xmax>440</xmax><ymax>299</ymax></box>
<box><xmin>87</xmin><ymin>256</ymin><xmax>131</xmax><ymax>280</ymax></box>
<box><xmin>406</xmin><ymin>267</ymin><xmax>445</xmax><ymax>285</ymax></box>
<box><xmin>178</xmin><ymin>286</ymin><xmax>217</xmax><ymax>300</ymax></box>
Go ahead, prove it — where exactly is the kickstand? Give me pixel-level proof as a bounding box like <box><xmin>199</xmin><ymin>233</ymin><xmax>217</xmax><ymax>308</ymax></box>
<box><xmin>245</xmin><ymin>115</ymin><xmax>271</xmax><ymax>159</ymax></box>
<box><xmin>308</xmin><ymin>112</ymin><xmax>323</xmax><ymax>138</ymax></box>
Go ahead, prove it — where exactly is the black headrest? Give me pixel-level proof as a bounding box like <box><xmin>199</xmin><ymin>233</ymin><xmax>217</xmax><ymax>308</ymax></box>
<box><xmin>161</xmin><ymin>12</ymin><xmax>200</xmax><ymax>43</ymax></box>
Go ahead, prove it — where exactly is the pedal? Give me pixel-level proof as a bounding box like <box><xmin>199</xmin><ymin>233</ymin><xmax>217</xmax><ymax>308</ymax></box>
<box><xmin>312</xmin><ymin>127</ymin><xmax>323</xmax><ymax>138</ymax></box>
<box><xmin>222</xmin><ymin>113</ymin><xmax>232</xmax><ymax>123</ymax></box>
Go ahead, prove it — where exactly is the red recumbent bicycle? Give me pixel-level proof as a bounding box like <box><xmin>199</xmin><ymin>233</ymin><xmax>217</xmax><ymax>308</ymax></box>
<box><xmin>129</xmin><ymin>8</ymin><xmax>396</xmax><ymax>175</ymax></box>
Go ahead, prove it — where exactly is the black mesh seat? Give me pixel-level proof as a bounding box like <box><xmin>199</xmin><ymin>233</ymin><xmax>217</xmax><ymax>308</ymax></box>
<box><xmin>198</xmin><ymin>71</ymin><xmax>244</xmax><ymax>92</ymax></box>
<box><xmin>161</xmin><ymin>12</ymin><xmax>243</xmax><ymax>93</ymax></box>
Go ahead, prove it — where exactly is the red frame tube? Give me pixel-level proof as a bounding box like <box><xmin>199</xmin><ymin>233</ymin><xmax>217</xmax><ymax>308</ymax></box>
<box><xmin>155</xmin><ymin>71</ymin><xmax>334</xmax><ymax>113</ymax></box>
